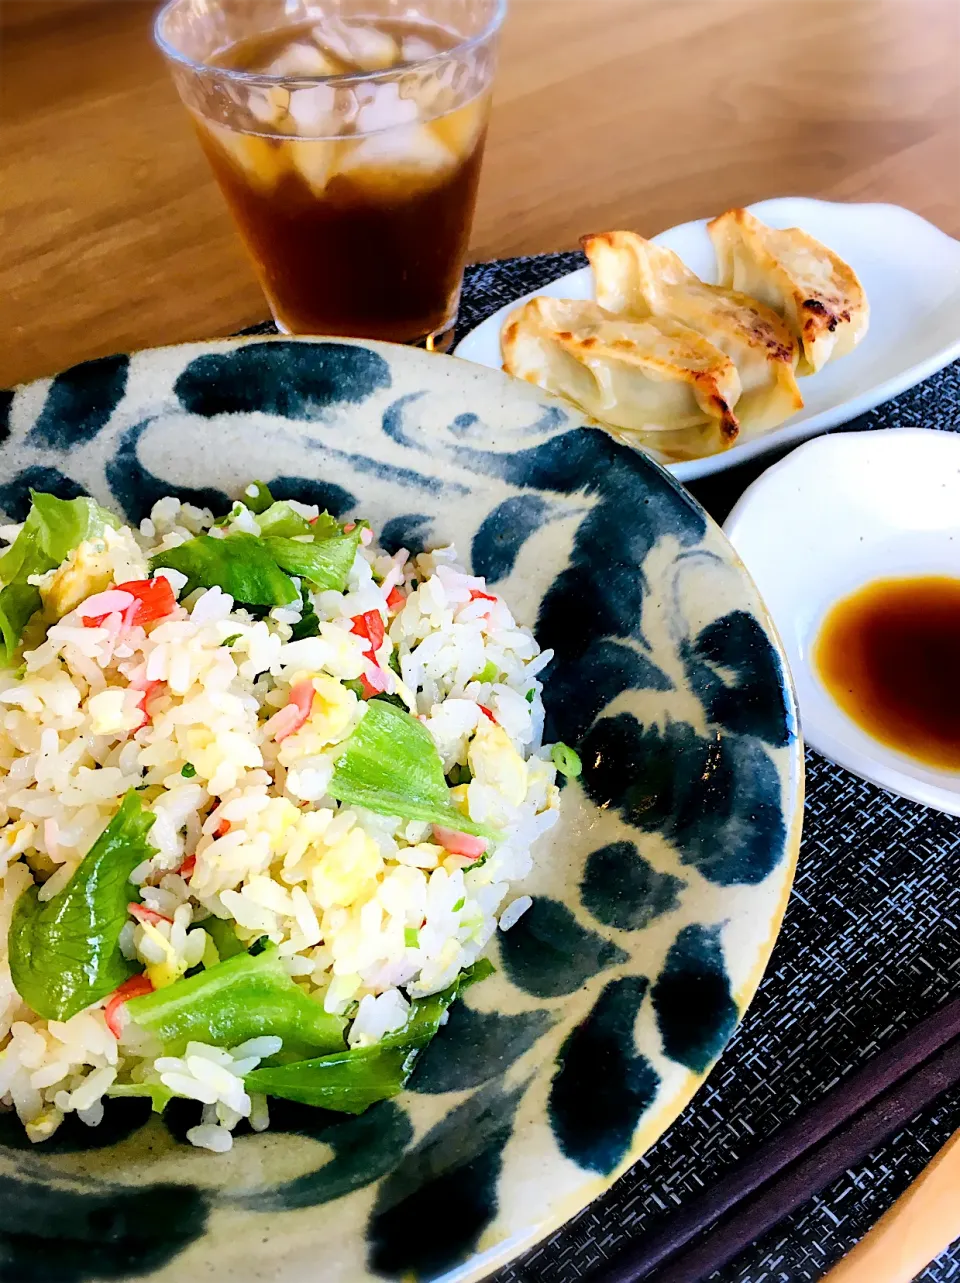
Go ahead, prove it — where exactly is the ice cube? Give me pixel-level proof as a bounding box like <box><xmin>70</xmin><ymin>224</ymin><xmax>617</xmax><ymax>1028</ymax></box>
<box><xmin>265</xmin><ymin>41</ymin><xmax>343</xmax><ymax>78</ymax></box>
<box><xmin>402</xmin><ymin>58</ymin><xmax>461</xmax><ymax>122</ymax></box>
<box><xmin>249</xmin><ymin>85</ymin><xmax>291</xmax><ymax>129</ymax></box>
<box><xmin>288</xmin><ymin>140</ymin><xmax>341</xmax><ymax>195</ymax></box>
<box><xmin>313</xmin><ymin>19</ymin><xmax>398</xmax><ymax>72</ymax></box>
<box><xmin>355</xmin><ymin>82</ymin><xmax>419</xmax><ymax>135</ymax></box>
<box><xmin>430</xmin><ymin>93</ymin><xmax>488</xmax><ymax>158</ymax></box>
<box><xmin>288</xmin><ymin>83</ymin><xmax>339</xmax><ymax>137</ymax></box>
<box><xmin>200</xmin><ymin>120</ymin><xmax>287</xmax><ymax>193</ymax></box>
<box><xmin>401</xmin><ymin>35</ymin><xmax>440</xmax><ymax>64</ymax></box>
<box><xmin>337</xmin><ymin>122</ymin><xmax>457</xmax><ymax>195</ymax></box>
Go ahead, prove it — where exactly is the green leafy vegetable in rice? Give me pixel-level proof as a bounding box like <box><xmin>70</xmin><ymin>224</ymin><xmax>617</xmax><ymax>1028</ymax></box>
<box><xmin>9</xmin><ymin>791</ymin><xmax>157</xmax><ymax>1020</ymax></box>
<box><xmin>0</xmin><ymin>486</ymin><xmax>564</xmax><ymax>1150</ymax></box>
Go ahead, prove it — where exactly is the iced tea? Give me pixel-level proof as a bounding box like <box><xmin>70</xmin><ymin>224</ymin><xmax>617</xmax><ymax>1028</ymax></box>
<box><xmin>163</xmin><ymin>8</ymin><xmax>499</xmax><ymax>347</ymax></box>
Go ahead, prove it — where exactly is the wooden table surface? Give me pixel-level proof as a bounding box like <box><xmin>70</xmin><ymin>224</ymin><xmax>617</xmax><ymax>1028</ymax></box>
<box><xmin>3</xmin><ymin>0</ymin><xmax>959</xmax><ymax>388</ymax></box>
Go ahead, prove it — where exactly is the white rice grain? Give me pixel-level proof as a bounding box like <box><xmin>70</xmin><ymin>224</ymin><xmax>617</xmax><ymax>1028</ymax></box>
<box><xmin>186</xmin><ymin>1123</ymin><xmax>233</xmax><ymax>1152</ymax></box>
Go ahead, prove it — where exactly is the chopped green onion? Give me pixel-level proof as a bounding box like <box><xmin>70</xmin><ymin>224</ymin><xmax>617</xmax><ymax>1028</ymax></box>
<box><xmin>180</xmin><ymin>762</ymin><xmax>197</xmax><ymax>778</ymax></box>
<box><xmin>452</xmin><ymin>897</ymin><xmax>465</xmax><ymax>913</ymax></box>
<box><xmin>221</xmin><ymin>633</ymin><xmax>241</xmax><ymax>648</ymax></box>
<box><xmin>475</xmin><ymin>660</ymin><xmax>499</xmax><ymax>684</ymax></box>
<box><xmin>243</xmin><ymin>481</ymin><xmax>274</xmax><ymax>514</ymax></box>
<box><xmin>551</xmin><ymin>742</ymin><xmax>582</xmax><ymax>778</ymax></box>
<box><xmin>213</xmin><ymin>502</ymin><xmax>245</xmax><ymax>528</ymax></box>
<box><xmin>404</xmin><ymin>927</ymin><xmax>420</xmax><ymax>948</ymax></box>
<box><xmin>200</xmin><ymin>917</ymin><xmax>248</xmax><ymax>963</ymax></box>
<box><xmin>525</xmin><ymin>689</ymin><xmax>535</xmax><ymax>704</ymax></box>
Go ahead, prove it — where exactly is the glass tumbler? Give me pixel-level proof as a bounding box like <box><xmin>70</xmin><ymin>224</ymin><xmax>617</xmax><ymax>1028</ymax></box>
<box><xmin>155</xmin><ymin>0</ymin><xmax>505</xmax><ymax>349</ymax></box>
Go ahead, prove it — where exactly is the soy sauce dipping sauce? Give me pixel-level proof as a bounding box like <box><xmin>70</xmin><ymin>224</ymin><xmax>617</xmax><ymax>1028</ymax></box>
<box><xmin>814</xmin><ymin>576</ymin><xmax>960</xmax><ymax>770</ymax></box>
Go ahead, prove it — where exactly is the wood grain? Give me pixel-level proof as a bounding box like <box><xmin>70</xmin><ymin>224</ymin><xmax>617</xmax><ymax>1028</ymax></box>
<box><xmin>2</xmin><ymin>0</ymin><xmax>959</xmax><ymax>386</ymax></box>
<box><xmin>821</xmin><ymin>1127</ymin><xmax>960</xmax><ymax>1283</ymax></box>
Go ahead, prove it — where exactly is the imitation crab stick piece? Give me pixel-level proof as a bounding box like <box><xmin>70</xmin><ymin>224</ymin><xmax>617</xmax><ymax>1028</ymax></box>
<box><xmin>78</xmin><ymin>590</ymin><xmax>134</xmax><ymax>625</ymax></box>
<box><xmin>359</xmin><ymin>665</ymin><xmax>390</xmax><ymax>698</ymax></box>
<box><xmin>117</xmin><ymin>578</ymin><xmax>176</xmax><ymax>625</ymax></box>
<box><xmin>351</xmin><ymin>612</ymin><xmax>390</xmax><ymax>696</ymax></box>
<box><xmin>104</xmin><ymin>974</ymin><xmax>154</xmax><ymax>1038</ymax></box>
<box><xmin>432</xmin><ymin>825</ymin><xmax>488</xmax><ymax>859</ymax></box>
<box><xmin>128</xmin><ymin>902</ymin><xmax>173</xmax><ymax>927</ymax></box>
<box><xmin>130</xmin><ymin>679</ymin><xmax>164</xmax><ymax>728</ymax></box>
<box><xmin>350</xmin><ymin>610</ymin><xmax>385</xmax><ymax>653</ymax></box>
<box><xmin>81</xmin><ymin>578</ymin><xmax>176</xmax><ymax>628</ymax></box>
<box><xmin>264</xmin><ymin>680</ymin><xmax>316</xmax><ymax>742</ymax></box>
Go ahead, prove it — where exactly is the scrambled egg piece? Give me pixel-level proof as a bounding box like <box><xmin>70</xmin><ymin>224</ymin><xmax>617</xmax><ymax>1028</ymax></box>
<box><xmin>468</xmin><ymin>716</ymin><xmax>528</xmax><ymax>806</ymax></box>
<box><xmin>86</xmin><ymin>688</ymin><xmax>145</xmax><ymax>736</ymax></box>
<box><xmin>0</xmin><ymin>820</ymin><xmax>35</xmax><ymax>863</ymax></box>
<box><xmin>310</xmin><ymin>827</ymin><xmax>383</xmax><ymax>911</ymax></box>
<box><xmin>279</xmin><ymin>675</ymin><xmax>359</xmax><ymax>763</ymax></box>
<box><xmin>180</xmin><ymin>726</ymin><xmax>263</xmax><ymax>794</ymax></box>
<box><xmin>40</xmin><ymin>539</ymin><xmax>115</xmax><ymax>619</ymax></box>
<box><xmin>139</xmin><ymin>921</ymin><xmax>188</xmax><ymax>989</ymax></box>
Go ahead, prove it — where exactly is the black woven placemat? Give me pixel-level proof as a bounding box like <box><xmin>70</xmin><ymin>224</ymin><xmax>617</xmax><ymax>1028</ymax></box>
<box><xmin>250</xmin><ymin>252</ymin><xmax>960</xmax><ymax>1282</ymax></box>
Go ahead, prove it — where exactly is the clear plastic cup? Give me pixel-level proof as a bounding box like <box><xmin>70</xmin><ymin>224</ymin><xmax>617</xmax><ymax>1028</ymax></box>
<box><xmin>155</xmin><ymin>0</ymin><xmax>505</xmax><ymax>349</ymax></box>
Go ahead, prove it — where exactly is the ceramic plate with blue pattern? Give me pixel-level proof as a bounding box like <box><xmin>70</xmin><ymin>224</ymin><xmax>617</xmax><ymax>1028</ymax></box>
<box><xmin>0</xmin><ymin>338</ymin><xmax>802</xmax><ymax>1283</ymax></box>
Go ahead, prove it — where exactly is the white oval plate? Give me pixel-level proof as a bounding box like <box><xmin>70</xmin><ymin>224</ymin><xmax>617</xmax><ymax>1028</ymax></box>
<box><xmin>454</xmin><ymin>197</ymin><xmax>960</xmax><ymax>483</ymax></box>
<box><xmin>724</xmin><ymin>428</ymin><xmax>960</xmax><ymax>814</ymax></box>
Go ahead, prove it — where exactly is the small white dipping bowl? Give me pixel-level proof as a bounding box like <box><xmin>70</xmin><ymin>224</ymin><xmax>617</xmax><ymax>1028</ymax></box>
<box><xmin>724</xmin><ymin>428</ymin><xmax>960</xmax><ymax>814</ymax></box>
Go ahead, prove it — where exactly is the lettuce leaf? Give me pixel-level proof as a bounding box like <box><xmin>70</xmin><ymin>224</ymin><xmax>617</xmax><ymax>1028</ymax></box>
<box><xmin>243</xmin><ymin>1044</ymin><xmax>418</xmax><ymax>1114</ymax></box>
<box><xmin>201</xmin><ymin>915</ymin><xmax>248</xmax><ymax>962</ymax></box>
<box><xmin>0</xmin><ymin>492</ymin><xmax>117</xmax><ymax>586</ymax></box>
<box><xmin>149</xmin><ymin>524</ymin><xmax>358</xmax><ymax>607</ymax></box>
<box><xmin>255</xmin><ymin>502</ymin><xmax>313</xmax><ymax>539</ymax></box>
<box><xmin>106</xmin><ymin>1080</ymin><xmax>175</xmax><ymax>1114</ymax></box>
<box><xmin>149</xmin><ymin>533</ymin><xmax>300</xmax><ymax>607</ymax></box>
<box><xmin>124</xmin><ymin>942</ymin><xmax>345</xmax><ymax>1059</ymax></box>
<box><xmin>328</xmin><ymin>700</ymin><xmax>495</xmax><ymax>838</ymax></box>
<box><xmin>263</xmin><ymin>529</ymin><xmax>360</xmax><ymax>592</ymax></box>
<box><xmin>8</xmin><ymin>791</ymin><xmax>157</xmax><ymax>1020</ymax></box>
<box><xmin>0</xmin><ymin>491</ymin><xmax>118</xmax><ymax>659</ymax></box>
<box><xmin>243</xmin><ymin>960</ymin><xmax>494</xmax><ymax>1113</ymax></box>
<box><xmin>0</xmin><ymin>584</ymin><xmax>42</xmax><ymax>660</ymax></box>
